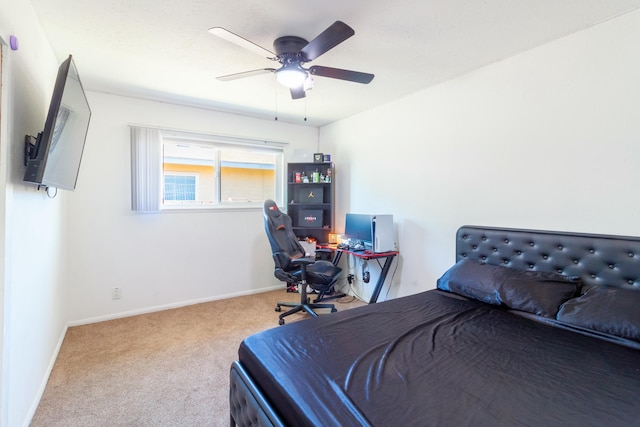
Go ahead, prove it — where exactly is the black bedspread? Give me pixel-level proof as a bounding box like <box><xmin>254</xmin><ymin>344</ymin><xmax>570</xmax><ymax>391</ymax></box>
<box><xmin>238</xmin><ymin>290</ymin><xmax>640</xmax><ymax>426</ymax></box>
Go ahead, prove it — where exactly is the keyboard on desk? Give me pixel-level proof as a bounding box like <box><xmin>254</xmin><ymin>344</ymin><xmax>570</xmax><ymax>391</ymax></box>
<box><xmin>336</xmin><ymin>241</ymin><xmax>366</xmax><ymax>251</ymax></box>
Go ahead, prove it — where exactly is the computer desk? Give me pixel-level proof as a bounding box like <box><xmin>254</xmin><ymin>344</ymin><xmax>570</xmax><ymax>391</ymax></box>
<box><xmin>319</xmin><ymin>245</ymin><xmax>399</xmax><ymax>304</ymax></box>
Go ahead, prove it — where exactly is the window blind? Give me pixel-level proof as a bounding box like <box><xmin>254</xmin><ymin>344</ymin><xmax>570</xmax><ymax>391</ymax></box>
<box><xmin>130</xmin><ymin>126</ymin><xmax>162</xmax><ymax>212</ymax></box>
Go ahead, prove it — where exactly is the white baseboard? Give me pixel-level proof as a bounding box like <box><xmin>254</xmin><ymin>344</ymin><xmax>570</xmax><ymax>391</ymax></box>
<box><xmin>23</xmin><ymin>322</ymin><xmax>68</xmax><ymax>427</ymax></box>
<box><xmin>67</xmin><ymin>285</ymin><xmax>284</xmax><ymax>327</ymax></box>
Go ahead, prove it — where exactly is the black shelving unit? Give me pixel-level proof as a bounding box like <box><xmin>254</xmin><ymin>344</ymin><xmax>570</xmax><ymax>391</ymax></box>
<box><xmin>287</xmin><ymin>162</ymin><xmax>334</xmax><ymax>244</ymax></box>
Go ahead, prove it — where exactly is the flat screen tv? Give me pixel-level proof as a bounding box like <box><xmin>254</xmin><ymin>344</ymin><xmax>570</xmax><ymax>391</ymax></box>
<box><xmin>23</xmin><ymin>54</ymin><xmax>91</xmax><ymax>191</ymax></box>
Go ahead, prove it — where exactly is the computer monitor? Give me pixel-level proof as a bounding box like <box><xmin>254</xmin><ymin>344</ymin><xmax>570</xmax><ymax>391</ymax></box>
<box><xmin>344</xmin><ymin>213</ymin><xmax>373</xmax><ymax>245</ymax></box>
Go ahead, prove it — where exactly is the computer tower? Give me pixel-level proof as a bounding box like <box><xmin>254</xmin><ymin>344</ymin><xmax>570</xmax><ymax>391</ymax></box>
<box><xmin>372</xmin><ymin>215</ymin><xmax>396</xmax><ymax>253</ymax></box>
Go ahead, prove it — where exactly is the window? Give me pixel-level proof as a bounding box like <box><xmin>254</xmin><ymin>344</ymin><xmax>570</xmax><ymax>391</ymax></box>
<box><xmin>164</xmin><ymin>173</ymin><xmax>197</xmax><ymax>202</ymax></box>
<box><xmin>162</xmin><ymin>140</ymin><xmax>213</xmax><ymax>207</ymax></box>
<box><xmin>131</xmin><ymin>127</ymin><xmax>285</xmax><ymax>211</ymax></box>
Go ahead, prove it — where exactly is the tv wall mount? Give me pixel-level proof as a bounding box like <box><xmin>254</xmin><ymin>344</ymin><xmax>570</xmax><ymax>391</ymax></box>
<box><xmin>23</xmin><ymin>132</ymin><xmax>57</xmax><ymax>195</ymax></box>
<box><xmin>24</xmin><ymin>133</ymin><xmax>41</xmax><ymax>166</ymax></box>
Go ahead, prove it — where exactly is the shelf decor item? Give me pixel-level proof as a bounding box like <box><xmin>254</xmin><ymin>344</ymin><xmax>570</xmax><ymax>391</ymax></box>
<box><xmin>299</xmin><ymin>210</ymin><xmax>323</xmax><ymax>228</ymax></box>
<box><xmin>313</xmin><ymin>153</ymin><xmax>324</xmax><ymax>163</ymax></box>
<box><xmin>294</xmin><ymin>186</ymin><xmax>323</xmax><ymax>203</ymax></box>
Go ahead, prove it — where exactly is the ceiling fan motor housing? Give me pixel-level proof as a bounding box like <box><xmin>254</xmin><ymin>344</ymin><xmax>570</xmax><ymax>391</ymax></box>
<box><xmin>273</xmin><ymin>36</ymin><xmax>309</xmax><ymax>58</ymax></box>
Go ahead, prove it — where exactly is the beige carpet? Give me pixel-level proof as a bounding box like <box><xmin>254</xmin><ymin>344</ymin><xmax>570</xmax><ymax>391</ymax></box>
<box><xmin>30</xmin><ymin>290</ymin><xmax>365</xmax><ymax>427</ymax></box>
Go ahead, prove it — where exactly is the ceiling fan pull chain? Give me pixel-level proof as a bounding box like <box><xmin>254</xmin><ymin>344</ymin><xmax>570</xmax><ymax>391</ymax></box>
<box><xmin>274</xmin><ymin>84</ymin><xmax>279</xmax><ymax>121</ymax></box>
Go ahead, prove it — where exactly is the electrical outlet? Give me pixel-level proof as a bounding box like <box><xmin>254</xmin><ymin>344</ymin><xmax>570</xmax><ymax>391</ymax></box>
<box><xmin>111</xmin><ymin>287</ymin><xmax>122</xmax><ymax>300</ymax></box>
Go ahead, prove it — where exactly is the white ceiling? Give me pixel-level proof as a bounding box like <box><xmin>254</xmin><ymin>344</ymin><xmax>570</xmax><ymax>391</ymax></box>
<box><xmin>29</xmin><ymin>0</ymin><xmax>640</xmax><ymax>127</ymax></box>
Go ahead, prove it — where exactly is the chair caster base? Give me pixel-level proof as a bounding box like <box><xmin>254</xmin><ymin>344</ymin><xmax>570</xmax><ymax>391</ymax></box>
<box><xmin>275</xmin><ymin>301</ymin><xmax>337</xmax><ymax>325</ymax></box>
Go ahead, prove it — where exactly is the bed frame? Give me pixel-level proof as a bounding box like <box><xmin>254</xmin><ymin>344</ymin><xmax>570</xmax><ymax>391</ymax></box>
<box><xmin>229</xmin><ymin>225</ymin><xmax>640</xmax><ymax>427</ymax></box>
<box><xmin>456</xmin><ymin>225</ymin><xmax>640</xmax><ymax>289</ymax></box>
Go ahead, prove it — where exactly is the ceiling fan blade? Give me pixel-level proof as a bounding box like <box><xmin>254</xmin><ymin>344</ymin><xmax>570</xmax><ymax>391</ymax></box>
<box><xmin>308</xmin><ymin>66</ymin><xmax>374</xmax><ymax>84</ymax></box>
<box><xmin>300</xmin><ymin>21</ymin><xmax>355</xmax><ymax>61</ymax></box>
<box><xmin>217</xmin><ymin>68</ymin><xmax>276</xmax><ymax>81</ymax></box>
<box><xmin>290</xmin><ymin>86</ymin><xmax>306</xmax><ymax>99</ymax></box>
<box><xmin>209</xmin><ymin>27</ymin><xmax>275</xmax><ymax>58</ymax></box>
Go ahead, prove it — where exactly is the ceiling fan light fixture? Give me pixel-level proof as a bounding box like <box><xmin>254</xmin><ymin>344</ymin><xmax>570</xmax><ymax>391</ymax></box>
<box><xmin>276</xmin><ymin>63</ymin><xmax>308</xmax><ymax>88</ymax></box>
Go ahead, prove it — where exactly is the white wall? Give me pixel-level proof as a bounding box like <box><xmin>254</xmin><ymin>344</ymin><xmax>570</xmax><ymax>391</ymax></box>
<box><xmin>321</xmin><ymin>9</ymin><xmax>640</xmax><ymax>301</ymax></box>
<box><xmin>0</xmin><ymin>1</ymin><xmax>68</xmax><ymax>425</ymax></box>
<box><xmin>65</xmin><ymin>93</ymin><xmax>318</xmax><ymax>324</ymax></box>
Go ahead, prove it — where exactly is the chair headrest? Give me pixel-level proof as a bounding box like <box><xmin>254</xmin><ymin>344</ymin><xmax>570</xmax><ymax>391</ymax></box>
<box><xmin>262</xmin><ymin>198</ymin><xmax>306</xmax><ymax>266</ymax></box>
<box><xmin>263</xmin><ymin>199</ymin><xmax>282</xmax><ymax>219</ymax></box>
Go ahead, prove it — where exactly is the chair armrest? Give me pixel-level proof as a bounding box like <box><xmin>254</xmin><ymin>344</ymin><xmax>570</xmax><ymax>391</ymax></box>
<box><xmin>315</xmin><ymin>248</ymin><xmax>333</xmax><ymax>254</ymax></box>
<box><xmin>290</xmin><ymin>257</ymin><xmax>316</xmax><ymax>266</ymax></box>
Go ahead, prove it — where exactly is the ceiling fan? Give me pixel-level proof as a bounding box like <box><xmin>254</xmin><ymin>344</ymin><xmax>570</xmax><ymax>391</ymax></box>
<box><xmin>209</xmin><ymin>21</ymin><xmax>374</xmax><ymax>100</ymax></box>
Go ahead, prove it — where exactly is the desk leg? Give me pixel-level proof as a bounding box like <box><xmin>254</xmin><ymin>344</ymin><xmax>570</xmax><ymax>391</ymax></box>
<box><xmin>333</xmin><ymin>251</ymin><xmax>343</xmax><ymax>266</ymax></box>
<box><xmin>369</xmin><ymin>255</ymin><xmax>395</xmax><ymax>304</ymax></box>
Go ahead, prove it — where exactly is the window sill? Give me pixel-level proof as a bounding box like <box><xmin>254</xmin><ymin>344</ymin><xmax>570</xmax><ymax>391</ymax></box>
<box><xmin>156</xmin><ymin>204</ymin><xmax>264</xmax><ymax>213</ymax></box>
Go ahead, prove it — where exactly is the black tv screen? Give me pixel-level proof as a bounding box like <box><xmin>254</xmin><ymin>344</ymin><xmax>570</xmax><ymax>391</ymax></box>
<box><xmin>23</xmin><ymin>55</ymin><xmax>91</xmax><ymax>191</ymax></box>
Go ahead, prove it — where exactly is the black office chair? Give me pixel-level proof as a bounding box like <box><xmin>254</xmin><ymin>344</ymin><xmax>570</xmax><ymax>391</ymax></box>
<box><xmin>263</xmin><ymin>199</ymin><xmax>343</xmax><ymax>325</ymax></box>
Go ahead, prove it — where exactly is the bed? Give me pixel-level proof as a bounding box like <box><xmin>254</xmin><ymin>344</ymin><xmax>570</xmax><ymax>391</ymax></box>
<box><xmin>229</xmin><ymin>225</ymin><xmax>640</xmax><ymax>426</ymax></box>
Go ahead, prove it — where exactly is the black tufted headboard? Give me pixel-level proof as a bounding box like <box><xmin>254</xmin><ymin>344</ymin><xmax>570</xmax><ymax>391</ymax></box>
<box><xmin>456</xmin><ymin>225</ymin><xmax>640</xmax><ymax>290</ymax></box>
